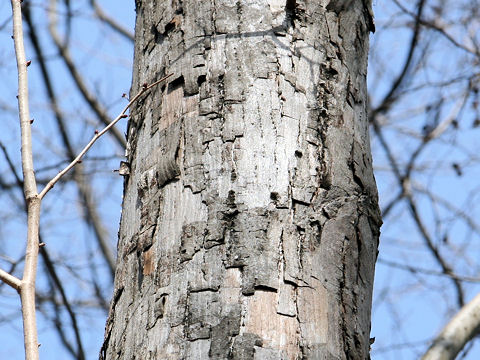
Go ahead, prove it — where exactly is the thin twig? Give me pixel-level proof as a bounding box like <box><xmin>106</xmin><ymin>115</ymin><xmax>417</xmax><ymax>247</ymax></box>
<box><xmin>370</xmin><ymin>0</ymin><xmax>426</xmax><ymax>118</ymax></box>
<box><xmin>24</xmin><ymin>5</ymin><xmax>116</xmax><ymax>278</ymax></box>
<box><xmin>38</xmin><ymin>74</ymin><xmax>173</xmax><ymax>200</ymax></box>
<box><xmin>405</xmin><ymin>192</ymin><xmax>465</xmax><ymax>306</ymax></box>
<box><xmin>40</xmin><ymin>245</ymin><xmax>85</xmax><ymax>360</ymax></box>
<box><xmin>378</xmin><ymin>258</ymin><xmax>480</xmax><ymax>283</ymax></box>
<box><xmin>90</xmin><ymin>0</ymin><xmax>134</xmax><ymax>42</ymax></box>
<box><xmin>392</xmin><ymin>0</ymin><xmax>480</xmax><ymax>58</ymax></box>
<box><xmin>48</xmin><ymin>0</ymin><xmax>126</xmax><ymax>149</ymax></box>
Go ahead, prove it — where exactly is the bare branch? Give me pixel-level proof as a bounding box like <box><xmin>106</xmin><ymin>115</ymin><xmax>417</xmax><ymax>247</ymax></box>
<box><xmin>377</xmin><ymin>258</ymin><xmax>480</xmax><ymax>283</ymax></box>
<box><xmin>47</xmin><ymin>0</ymin><xmax>127</xmax><ymax>149</ymax></box>
<box><xmin>370</xmin><ymin>0</ymin><xmax>427</xmax><ymax>118</ymax></box>
<box><xmin>24</xmin><ymin>6</ymin><xmax>116</xmax><ymax>278</ymax></box>
<box><xmin>10</xmin><ymin>1</ymin><xmax>41</xmax><ymax>359</ymax></box>
<box><xmin>38</xmin><ymin>74</ymin><xmax>173</xmax><ymax>200</ymax></box>
<box><xmin>422</xmin><ymin>292</ymin><xmax>480</xmax><ymax>360</ymax></box>
<box><xmin>0</xmin><ymin>268</ymin><xmax>22</xmax><ymax>291</ymax></box>
<box><xmin>90</xmin><ymin>0</ymin><xmax>134</xmax><ymax>42</ymax></box>
<box><xmin>40</xmin><ymin>245</ymin><xmax>85</xmax><ymax>360</ymax></box>
<box><xmin>11</xmin><ymin>0</ymin><xmax>37</xmax><ymax>200</ymax></box>
<box><xmin>392</xmin><ymin>0</ymin><xmax>480</xmax><ymax>58</ymax></box>
<box><xmin>405</xmin><ymin>191</ymin><xmax>465</xmax><ymax>307</ymax></box>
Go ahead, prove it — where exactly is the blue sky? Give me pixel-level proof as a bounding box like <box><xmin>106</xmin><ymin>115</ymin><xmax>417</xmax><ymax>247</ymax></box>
<box><xmin>1</xmin><ymin>1</ymin><xmax>479</xmax><ymax>359</ymax></box>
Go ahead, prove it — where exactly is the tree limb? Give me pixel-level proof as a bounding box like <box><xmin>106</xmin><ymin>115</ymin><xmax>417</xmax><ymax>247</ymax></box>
<box><xmin>0</xmin><ymin>268</ymin><xmax>21</xmax><ymax>291</ymax></box>
<box><xmin>422</xmin><ymin>292</ymin><xmax>480</xmax><ymax>360</ymax></box>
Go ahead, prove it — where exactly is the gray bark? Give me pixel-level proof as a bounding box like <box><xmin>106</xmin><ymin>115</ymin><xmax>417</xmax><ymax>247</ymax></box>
<box><xmin>101</xmin><ymin>0</ymin><xmax>380</xmax><ymax>359</ymax></box>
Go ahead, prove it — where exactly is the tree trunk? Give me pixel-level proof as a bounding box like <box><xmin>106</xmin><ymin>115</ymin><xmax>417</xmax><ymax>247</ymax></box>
<box><xmin>101</xmin><ymin>1</ymin><xmax>380</xmax><ymax>359</ymax></box>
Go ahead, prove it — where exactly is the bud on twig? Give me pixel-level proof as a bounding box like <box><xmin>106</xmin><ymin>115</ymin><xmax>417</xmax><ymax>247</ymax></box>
<box><xmin>118</xmin><ymin>161</ymin><xmax>130</xmax><ymax>176</ymax></box>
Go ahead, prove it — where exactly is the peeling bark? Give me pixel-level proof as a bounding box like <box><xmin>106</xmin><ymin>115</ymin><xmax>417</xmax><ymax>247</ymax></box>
<box><xmin>101</xmin><ymin>1</ymin><xmax>381</xmax><ymax>359</ymax></box>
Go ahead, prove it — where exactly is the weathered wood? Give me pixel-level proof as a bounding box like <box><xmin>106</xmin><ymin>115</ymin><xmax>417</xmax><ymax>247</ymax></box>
<box><xmin>101</xmin><ymin>1</ymin><xmax>381</xmax><ymax>359</ymax></box>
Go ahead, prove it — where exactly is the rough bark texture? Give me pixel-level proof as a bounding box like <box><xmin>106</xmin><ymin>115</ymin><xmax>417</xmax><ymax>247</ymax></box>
<box><xmin>101</xmin><ymin>0</ymin><xmax>380</xmax><ymax>359</ymax></box>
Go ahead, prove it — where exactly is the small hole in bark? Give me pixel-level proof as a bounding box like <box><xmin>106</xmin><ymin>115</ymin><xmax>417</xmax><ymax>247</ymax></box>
<box><xmin>227</xmin><ymin>190</ymin><xmax>236</xmax><ymax>205</ymax></box>
<box><xmin>197</xmin><ymin>74</ymin><xmax>206</xmax><ymax>87</ymax></box>
<box><xmin>254</xmin><ymin>285</ymin><xmax>278</xmax><ymax>293</ymax></box>
<box><xmin>286</xmin><ymin>0</ymin><xmax>296</xmax><ymax>28</ymax></box>
<box><xmin>328</xmin><ymin>67</ymin><xmax>338</xmax><ymax>76</ymax></box>
<box><xmin>168</xmin><ymin>75</ymin><xmax>184</xmax><ymax>93</ymax></box>
<box><xmin>270</xmin><ymin>192</ymin><xmax>279</xmax><ymax>201</ymax></box>
<box><xmin>164</xmin><ymin>21</ymin><xmax>175</xmax><ymax>34</ymax></box>
<box><xmin>294</xmin><ymin>150</ymin><xmax>303</xmax><ymax>158</ymax></box>
<box><xmin>151</xmin><ymin>24</ymin><xmax>160</xmax><ymax>41</ymax></box>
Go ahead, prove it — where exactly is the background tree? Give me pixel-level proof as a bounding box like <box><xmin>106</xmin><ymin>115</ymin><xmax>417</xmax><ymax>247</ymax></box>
<box><xmin>0</xmin><ymin>0</ymin><xmax>480</xmax><ymax>359</ymax></box>
<box><xmin>369</xmin><ymin>0</ymin><xmax>480</xmax><ymax>358</ymax></box>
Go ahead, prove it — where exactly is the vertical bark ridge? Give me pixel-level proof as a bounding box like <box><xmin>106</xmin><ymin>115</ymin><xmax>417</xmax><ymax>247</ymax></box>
<box><xmin>101</xmin><ymin>1</ymin><xmax>381</xmax><ymax>359</ymax></box>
